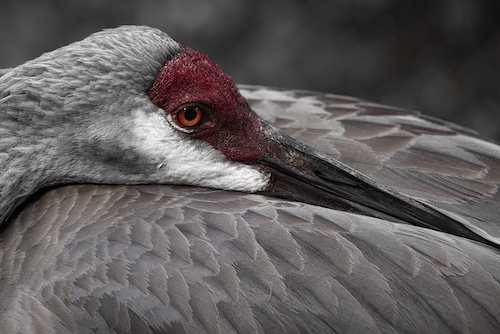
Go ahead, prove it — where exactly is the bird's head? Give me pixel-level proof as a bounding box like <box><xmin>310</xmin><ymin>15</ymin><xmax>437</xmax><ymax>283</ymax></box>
<box><xmin>0</xmin><ymin>26</ymin><xmax>269</xmax><ymax>193</ymax></box>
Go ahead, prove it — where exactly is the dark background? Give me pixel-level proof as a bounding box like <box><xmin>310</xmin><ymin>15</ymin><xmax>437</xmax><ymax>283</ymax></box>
<box><xmin>1</xmin><ymin>0</ymin><xmax>499</xmax><ymax>141</ymax></box>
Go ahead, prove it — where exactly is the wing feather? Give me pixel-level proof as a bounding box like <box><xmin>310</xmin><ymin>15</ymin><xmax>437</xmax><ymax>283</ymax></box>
<box><xmin>242</xmin><ymin>85</ymin><xmax>500</xmax><ymax>241</ymax></box>
<box><xmin>3</xmin><ymin>184</ymin><xmax>500</xmax><ymax>333</ymax></box>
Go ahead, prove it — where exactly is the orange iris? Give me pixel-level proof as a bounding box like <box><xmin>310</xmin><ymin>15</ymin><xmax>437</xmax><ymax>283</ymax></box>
<box><xmin>177</xmin><ymin>107</ymin><xmax>203</xmax><ymax>127</ymax></box>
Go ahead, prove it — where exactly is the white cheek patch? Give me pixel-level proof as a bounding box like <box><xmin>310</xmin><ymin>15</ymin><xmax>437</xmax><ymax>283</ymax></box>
<box><xmin>131</xmin><ymin>107</ymin><xmax>270</xmax><ymax>192</ymax></box>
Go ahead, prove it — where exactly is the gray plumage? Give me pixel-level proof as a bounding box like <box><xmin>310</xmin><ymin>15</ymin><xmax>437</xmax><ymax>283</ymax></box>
<box><xmin>1</xmin><ymin>26</ymin><xmax>500</xmax><ymax>333</ymax></box>
<box><xmin>0</xmin><ymin>26</ymin><xmax>180</xmax><ymax>224</ymax></box>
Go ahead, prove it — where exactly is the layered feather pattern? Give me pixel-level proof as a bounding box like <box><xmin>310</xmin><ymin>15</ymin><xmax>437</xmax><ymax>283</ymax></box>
<box><xmin>2</xmin><ymin>85</ymin><xmax>500</xmax><ymax>333</ymax></box>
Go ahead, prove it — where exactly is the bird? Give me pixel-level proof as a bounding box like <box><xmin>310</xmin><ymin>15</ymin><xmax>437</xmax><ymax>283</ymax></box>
<box><xmin>1</xmin><ymin>25</ymin><xmax>500</xmax><ymax>333</ymax></box>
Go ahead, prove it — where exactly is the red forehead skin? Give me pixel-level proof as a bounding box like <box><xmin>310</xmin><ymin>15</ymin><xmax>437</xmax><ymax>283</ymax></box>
<box><xmin>147</xmin><ymin>46</ymin><xmax>263</xmax><ymax>162</ymax></box>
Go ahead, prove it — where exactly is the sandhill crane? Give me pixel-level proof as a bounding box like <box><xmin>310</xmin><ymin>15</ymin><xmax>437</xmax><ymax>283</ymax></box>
<box><xmin>1</xmin><ymin>25</ymin><xmax>500</xmax><ymax>333</ymax></box>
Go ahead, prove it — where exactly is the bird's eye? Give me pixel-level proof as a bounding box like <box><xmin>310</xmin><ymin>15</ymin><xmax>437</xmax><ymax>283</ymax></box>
<box><xmin>178</xmin><ymin>106</ymin><xmax>203</xmax><ymax>127</ymax></box>
<box><xmin>169</xmin><ymin>104</ymin><xmax>212</xmax><ymax>133</ymax></box>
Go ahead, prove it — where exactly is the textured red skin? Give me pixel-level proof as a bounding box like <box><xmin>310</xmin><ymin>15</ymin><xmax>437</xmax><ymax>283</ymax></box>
<box><xmin>147</xmin><ymin>46</ymin><xmax>263</xmax><ymax>162</ymax></box>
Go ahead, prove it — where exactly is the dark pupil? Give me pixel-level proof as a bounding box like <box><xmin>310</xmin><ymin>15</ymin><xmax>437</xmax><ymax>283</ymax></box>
<box><xmin>184</xmin><ymin>108</ymin><xmax>197</xmax><ymax>121</ymax></box>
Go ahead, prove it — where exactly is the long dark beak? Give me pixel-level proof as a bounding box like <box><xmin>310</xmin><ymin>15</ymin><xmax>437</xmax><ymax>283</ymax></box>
<box><xmin>256</xmin><ymin>123</ymin><xmax>499</xmax><ymax>249</ymax></box>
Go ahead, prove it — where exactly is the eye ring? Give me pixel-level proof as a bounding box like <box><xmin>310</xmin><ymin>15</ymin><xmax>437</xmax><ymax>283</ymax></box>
<box><xmin>178</xmin><ymin>106</ymin><xmax>203</xmax><ymax>127</ymax></box>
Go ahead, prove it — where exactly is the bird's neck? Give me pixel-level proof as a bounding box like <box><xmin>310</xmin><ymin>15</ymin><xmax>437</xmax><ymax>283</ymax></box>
<box><xmin>0</xmin><ymin>143</ymin><xmax>56</xmax><ymax>227</ymax></box>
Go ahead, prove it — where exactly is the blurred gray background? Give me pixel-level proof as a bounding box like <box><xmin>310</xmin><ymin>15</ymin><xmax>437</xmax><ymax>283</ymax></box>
<box><xmin>1</xmin><ymin>0</ymin><xmax>499</xmax><ymax>141</ymax></box>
